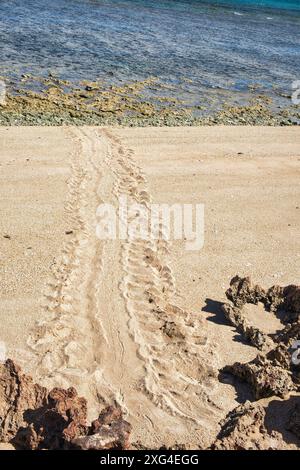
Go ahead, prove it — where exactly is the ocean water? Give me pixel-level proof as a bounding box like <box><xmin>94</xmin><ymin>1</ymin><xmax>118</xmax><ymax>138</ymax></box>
<box><xmin>0</xmin><ymin>0</ymin><xmax>299</xmax><ymax>107</ymax></box>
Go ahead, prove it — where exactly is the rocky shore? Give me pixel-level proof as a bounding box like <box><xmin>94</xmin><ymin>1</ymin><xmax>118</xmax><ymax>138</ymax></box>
<box><xmin>0</xmin><ymin>74</ymin><xmax>299</xmax><ymax>126</ymax></box>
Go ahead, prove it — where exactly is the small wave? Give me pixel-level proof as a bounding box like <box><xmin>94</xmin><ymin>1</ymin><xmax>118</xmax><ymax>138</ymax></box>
<box><xmin>234</xmin><ymin>11</ymin><xmax>244</xmax><ymax>16</ymax></box>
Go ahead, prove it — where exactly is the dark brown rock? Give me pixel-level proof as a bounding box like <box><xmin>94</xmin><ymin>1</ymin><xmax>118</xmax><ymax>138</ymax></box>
<box><xmin>72</xmin><ymin>405</ymin><xmax>132</xmax><ymax>450</ymax></box>
<box><xmin>13</xmin><ymin>386</ymin><xmax>88</xmax><ymax>449</ymax></box>
<box><xmin>0</xmin><ymin>359</ymin><xmax>48</xmax><ymax>443</ymax></box>
<box><xmin>0</xmin><ymin>359</ymin><xmax>131</xmax><ymax>450</ymax></box>
<box><xmin>91</xmin><ymin>404</ymin><xmax>123</xmax><ymax>429</ymax></box>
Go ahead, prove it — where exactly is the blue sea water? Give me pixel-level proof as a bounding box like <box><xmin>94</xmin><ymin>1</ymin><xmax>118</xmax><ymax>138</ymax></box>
<box><xmin>0</xmin><ymin>0</ymin><xmax>299</xmax><ymax>105</ymax></box>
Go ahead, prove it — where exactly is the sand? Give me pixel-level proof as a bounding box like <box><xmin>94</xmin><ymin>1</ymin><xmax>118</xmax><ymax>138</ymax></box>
<box><xmin>0</xmin><ymin>126</ymin><xmax>299</xmax><ymax>448</ymax></box>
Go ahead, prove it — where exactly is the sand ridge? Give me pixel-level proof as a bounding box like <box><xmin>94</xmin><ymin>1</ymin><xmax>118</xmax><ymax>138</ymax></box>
<box><xmin>21</xmin><ymin>128</ymin><xmax>218</xmax><ymax>448</ymax></box>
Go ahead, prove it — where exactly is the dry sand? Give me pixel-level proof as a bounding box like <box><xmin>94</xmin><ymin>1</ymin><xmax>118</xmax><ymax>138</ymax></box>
<box><xmin>0</xmin><ymin>126</ymin><xmax>299</xmax><ymax>448</ymax></box>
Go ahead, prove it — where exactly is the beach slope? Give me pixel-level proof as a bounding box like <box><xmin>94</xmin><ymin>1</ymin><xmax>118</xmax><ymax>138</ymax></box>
<box><xmin>0</xmin><ymin>126</ymin><xmax>299</xmax><ymax>448</ymax></box>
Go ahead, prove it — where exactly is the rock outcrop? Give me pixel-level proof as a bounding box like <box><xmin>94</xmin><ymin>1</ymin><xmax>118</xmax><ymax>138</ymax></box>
<box><xmin>72</xmin><ymin>406</ymin><xmax>131</xmax><ymax>450</ymax></box>
<box><xmin>223</xmin><ymin>355</ymin><xmax>295</xmax><ymax>399</ymax></box>
<box><xmin>212</xmin><ymin>401</ymin><xmax>283</xmax><ymax>450</ymax></box>
<box><xmin>13</xmin><ymin>386</ymin><xmax>88</xmax><ymax>450</ymax></box>
<box><xmin>214</xmin><ymin>276</ymin><xmax>300</xmax><ymax>450</ymax></box>
<box><xmin>225</xmin><ymin>275</ymin><xmax>266</xmax><ymax>308</ymax></box>
<box><xmin>212</xmin><ymin>399</ymin><xmax>300</xmax><ymax>450</ymax></box>
<box><xmin>0</xmin><ymin>359</ymin><xmax>131</xmax><ymax>450</ymax></box>
<box><xmin>224</xmin><ymin>275</ymin><xmax>300</xmax><ymax>326</ymax></box>
<box><xmin>221</xmin><ymin>276</ymin><xmax>300</xmax><ymax>399</ymax></box>
<box><xmin>222</xmin><ymin>302</ymin><xmax>274</xmax><ymax>351</ymax></box>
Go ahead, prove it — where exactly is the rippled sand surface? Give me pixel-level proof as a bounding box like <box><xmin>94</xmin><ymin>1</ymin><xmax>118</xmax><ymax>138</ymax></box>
<box><xmin>0</xmin><ymin>126</ymin><xmax>299</xmax><ymax>447</ymax></box>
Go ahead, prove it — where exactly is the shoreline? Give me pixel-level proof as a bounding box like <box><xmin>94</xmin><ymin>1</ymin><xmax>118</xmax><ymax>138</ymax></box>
<box><xmin>0</xmin><ymin>74</ymin><xmax>299</xmax><ymax>126</ymax></box>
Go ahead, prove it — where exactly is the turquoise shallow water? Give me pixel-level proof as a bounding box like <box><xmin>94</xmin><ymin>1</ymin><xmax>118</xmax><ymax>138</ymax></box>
<box><xmin>0</xmin><ymin>0</ymin><xmax>299</xmax><ymax>107</ymax></box>
<box><xmin>204</xmin><ymin>0</ymin><xmax>300</xmax><ymax>10</ymax></box>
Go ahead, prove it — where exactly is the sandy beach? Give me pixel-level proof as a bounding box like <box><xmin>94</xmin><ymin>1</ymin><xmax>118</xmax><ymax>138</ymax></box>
<box><xmin>0</xmin><ymin>126</ymin><xmax>299</xmax><ymax>449</ymax></box>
